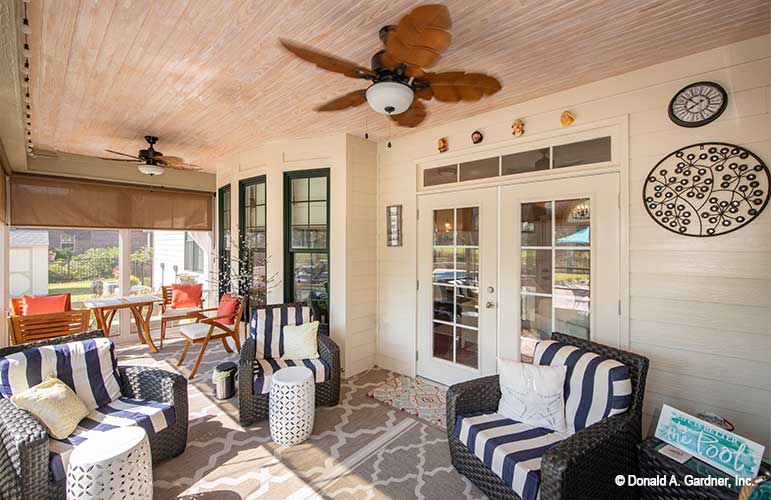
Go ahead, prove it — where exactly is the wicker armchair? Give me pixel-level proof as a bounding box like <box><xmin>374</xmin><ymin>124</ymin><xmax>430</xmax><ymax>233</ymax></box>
<box><xmin>446</xmin><ymin>332</ymin><xmax>649</xmax><ymax>500</ymax></box>
<box><xmin>0</xmin><ymin>331</ymin><xmax>188</xmax><ymax>499</ymax></box>
<box><xmin>238</xmin><ymin>303</ymin><xmax>340</xmax><ymax>426</ymax></box>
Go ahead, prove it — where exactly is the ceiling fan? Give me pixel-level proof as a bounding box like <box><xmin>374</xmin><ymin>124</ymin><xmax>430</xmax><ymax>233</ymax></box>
<box><xmin>280</xmin><ymin>4</ymin><xmax>502</xmax><ymax>128</ymax></box>
<box><xmin>103</xmin><ymin>136</ymin><xmax>201</xmax><ymax>176</ymax></box>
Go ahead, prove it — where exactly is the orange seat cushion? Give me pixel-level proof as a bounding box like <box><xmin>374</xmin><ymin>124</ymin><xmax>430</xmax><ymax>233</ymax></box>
<box><xmin>215</xmin><ymin>294</ymin><xmax>238</xmax><ymax>325</ymax></box>
<box><xmin>171</xmin><ymin>283</ymin><xmax>203</xmax><ymax>309</ymax></box>
<box><xmin>21</xmin><ymin>294</ymin><xmax>69</xmax><ymax>316</ymax></box>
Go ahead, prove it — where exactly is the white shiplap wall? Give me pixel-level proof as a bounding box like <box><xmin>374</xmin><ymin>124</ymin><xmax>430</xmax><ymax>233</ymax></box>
<box><xmin>214</xmin><ymin>134</ymin><xmax>379</xmax><ymax>377</ymax></box>
<box><xmin>375</xmin><ymin>35</ymin><xmax>771</xmax><ymax>453</ymax></box>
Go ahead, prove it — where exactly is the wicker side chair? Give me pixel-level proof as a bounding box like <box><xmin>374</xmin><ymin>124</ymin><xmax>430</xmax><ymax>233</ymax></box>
<box><xmin>446</xmin><ymin>332</ymin><xmax>650</xmax><ymax>500</ymax></box>
<box><xmin>238</xmin><ymin>303</ymin><xmax>340</xmax><ymax>426</ymax></box>
<box><xmin>0</xmin><ymin>331</ymin><xmax>188</xmax><ymax>500</ymax></box>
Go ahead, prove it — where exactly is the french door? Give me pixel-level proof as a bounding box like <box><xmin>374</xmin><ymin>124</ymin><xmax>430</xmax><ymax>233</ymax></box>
<box><xmin>417</xmin><ymin>173</ymin><xmax>621</xmax><ymax>385</ymax></box>
<box><xmin>499</xmin><ymin>173</ymin><xmax>620</xmax><ymax>361</ymax></box>
<box><xmin>417</xmin><ymin>188</ymin><xmax>498</xmax><ymax>386</ymax></box>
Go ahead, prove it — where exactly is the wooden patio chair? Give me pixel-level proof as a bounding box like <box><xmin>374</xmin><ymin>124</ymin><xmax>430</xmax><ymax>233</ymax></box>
<box><xmin>9</xmin><ymin>293</ymin><xmax>72</xmax><ymax>316</ymax></box>
<box><xmin>9</xmin><ymin>309</ymin><xmax>91</xmax><ymax>345</ymax></box>
<box><xmin>177</xmin><ymin>294</ymin><xmax>244</xmax><ymax>379</ymax></box>
<box><xmin>160</xmin><ymin>285</ymin><xmax>204</xmax><ymax>349</ymax></box>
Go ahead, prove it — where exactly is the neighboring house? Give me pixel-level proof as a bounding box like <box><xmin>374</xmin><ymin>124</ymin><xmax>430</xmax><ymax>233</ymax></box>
<box><xmin>151</xmin><ymin>231</ymin><xmax>213</xmax><ymax>302</ymax></box>
<box><xmin>9</xmin><ymin>229</ymin><xmax>49</xmax><ymax>297</ymax></box>
<box><xmin>48</xmin><ymin>229</ymin><xmax>145</xmax><ymax>255</ymax></box>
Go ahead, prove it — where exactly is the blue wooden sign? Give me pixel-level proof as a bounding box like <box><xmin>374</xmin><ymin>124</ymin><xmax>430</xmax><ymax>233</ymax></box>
<box><xmin>655</xmin><ymin>404</ymin><xmax>765</xmax><ymax>478</ymax></box>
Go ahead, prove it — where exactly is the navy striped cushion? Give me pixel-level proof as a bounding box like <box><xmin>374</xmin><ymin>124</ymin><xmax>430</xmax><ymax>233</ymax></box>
<box><xmin>0</xmin><ymin>338</ymin><xmax>122</xmax><ymax>411</ymax></box>
<box><xmin>534</xmin><ymin>340</ymin><xmax>632</xmax><ymax>433</ymax></box>
<box><xmin>253</xmin><ymin>357</ymin><xmax>331</xmax><ymax>394</ymax></box>
<box><xmin>455</xmin><ymin>413</ymin><xmax>565</xmax><ymax>500</ymax></box>
<box><xmin>48</xmin><ymin>397</ymin><xmax>175</xmax><ymax>482</ymax></box>
<box><xmin>250</xmin><ymin>305</ymin><xmax>312</xmax><ymax>359</ymax></box>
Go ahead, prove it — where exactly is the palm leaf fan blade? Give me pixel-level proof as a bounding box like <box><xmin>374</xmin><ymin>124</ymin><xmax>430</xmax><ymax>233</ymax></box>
<box><xmin>279</xmin><ymin>39</ymin><xmax>373</xmax><ymax>79</ymax></box>
<box><xmin>423</xmin><ymin>72</ymin><xmax>502</xmax><ymax>102</ymax></box>
<box><xmin>390</xmin><ymin>100</ymin><xmax>427</xmax><ymax>128</ymax></box>
<box><xmin>315</xmin><ymin>89</ymin><xmax>368</xmax><ymax>111</ymax></box>
<box><xmin>384</xmin><ymin>4</ymin><xmax>452</xmax><ymax>69</ymax></box>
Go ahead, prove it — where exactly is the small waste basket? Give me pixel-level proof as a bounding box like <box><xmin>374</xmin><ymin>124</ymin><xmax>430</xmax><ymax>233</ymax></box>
<box><xmin>212</xmin><ymin>362</ymin><xmax>237</xmax><ymax>400</ymax></box>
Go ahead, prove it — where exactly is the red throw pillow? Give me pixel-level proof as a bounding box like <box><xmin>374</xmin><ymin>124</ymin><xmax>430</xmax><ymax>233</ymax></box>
<box><xmin>215</xmin><ymin>294</ymin><xmax>238</xmax><ymax>325</ymax></box>
<box><xmin>21</xmin><ymin>294</ymin><xmax>68</xmax><ymax>316</ymax></box>
<box><xmin>171</xmin><ymin>283</ymin><xmax>203</xmax><ymax>309</ymax></box>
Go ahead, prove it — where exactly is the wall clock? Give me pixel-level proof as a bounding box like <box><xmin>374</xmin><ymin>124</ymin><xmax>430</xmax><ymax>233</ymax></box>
<box><xmin>643</xmin><ymin>143</ymin><xmax>769</xmax><ymax>237</ymax></box>
<box><xmin>668</xmin><ymin>81</ymin><xmax>727</xmax><ymax>127</ymax></box>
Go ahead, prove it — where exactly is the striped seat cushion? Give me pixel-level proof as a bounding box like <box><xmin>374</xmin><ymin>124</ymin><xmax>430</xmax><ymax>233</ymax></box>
<box><xmin>0</xmin><ymin>337</ymin><xmax>122</xmax><ymax>411</ymax></box>
<box><xmin>48</xmin><ymin>397</ymin><xmax>175</xmax><ymax>482</ymax></box>
<box><xmin>250</xmin><ymin>305</ymin><xmax>312</xmax><ymax>359</ymax></box>
<box><xmin>455</xmin><ymin>413</ymin><xmax>566</xmax><ymax>500</ymax></box>
<box><xmin>253</xmin><ymin>358</ymin><xmax>331</xmax><ymax>394</ymax></box>
<box><xmin>534</xmin><ymin>340</ymin><xmax>632</xmax><ymax>434</ymax></box>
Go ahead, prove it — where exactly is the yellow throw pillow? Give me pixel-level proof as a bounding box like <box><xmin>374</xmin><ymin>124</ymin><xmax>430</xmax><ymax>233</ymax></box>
<box><xmin>282</xmin><ymin>321</ymin><xmax>320</xmax><ymax>360</ymax></box>
<box><xmin>12</xmin><ymin>377</ymin><xmax>89</xmax><ymax>439</ymax></box>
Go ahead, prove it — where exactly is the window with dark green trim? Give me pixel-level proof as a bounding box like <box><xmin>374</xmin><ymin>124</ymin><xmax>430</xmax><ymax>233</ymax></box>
<box><xmin>284</xmin><ymin>169</ymin><xmax>329</xmax><ymax>324</ymax></box>
<box><xmin>218</xmin><ymin>184</ymin><xmax>231</xmax><ymax>296</ymax></box>
<box><xmin>239</xmin><ymin>176</ymin><xmax>267</xmax><ymax>306</ymax></box>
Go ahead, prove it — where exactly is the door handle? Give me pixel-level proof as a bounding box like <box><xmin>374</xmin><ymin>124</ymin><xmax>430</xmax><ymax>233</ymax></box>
<box><xmin>485</xmin><ymin>301</ymin><xmax>496</xmax><ymax>309</ymax></box>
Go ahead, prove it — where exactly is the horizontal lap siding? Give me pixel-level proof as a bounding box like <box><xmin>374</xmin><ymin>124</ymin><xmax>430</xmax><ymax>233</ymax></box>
<box><xmin>624</xmin><ymin>41</ymin><xmax>771</xmax><ymax>455</ymax></box>
<box><xmin>346</xmin><ymin>137</ymin><xmax>378</xmax><ymax>376</ymax></box>
<box><xmin>376</xmin><ymin>36</ymin><xmax>771</xmax><ymax>455</ymax></box>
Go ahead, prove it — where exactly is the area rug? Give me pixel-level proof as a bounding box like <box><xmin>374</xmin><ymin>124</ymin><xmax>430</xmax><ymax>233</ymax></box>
<box><xmin>115</xmin><ymin>330</ymin><xmax>482</xmax><ymax>499</ymax></box>
<box><xmin>367</xmin><ymin>372</ymin><xmax>447</xmax><ymax>428</ymax></box>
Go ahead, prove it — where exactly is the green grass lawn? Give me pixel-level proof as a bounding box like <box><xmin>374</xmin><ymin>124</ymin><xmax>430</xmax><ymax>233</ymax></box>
<box><xmin>47</xmin><ymin>280</ymin><xmax>119</xmax><ymax>303</ymax></box>
<box><xmin>49</xmin><ymin>278</ymin><xmax>152</xmax><ymax>304</ymax></box>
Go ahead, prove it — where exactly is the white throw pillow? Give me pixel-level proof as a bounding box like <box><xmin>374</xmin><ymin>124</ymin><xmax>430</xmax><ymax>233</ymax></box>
<box><xmin>282</xmin><ymin>321</ymin><xmax>320</xmax><ymax>360</ymax></box>
<box><xmin>497</xmin><ymin>357</ymin><xmax>568</xmax><ymax>433</ymax></box>
<box><xmin>12</xmin><ymin>377</ymin><xmax>89</xmax><ymax>439</ymax></box>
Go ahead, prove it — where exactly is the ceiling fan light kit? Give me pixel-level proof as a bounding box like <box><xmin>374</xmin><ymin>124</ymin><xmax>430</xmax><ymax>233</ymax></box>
<box><xmin>137</xmin><ymin>162</ymin><xmax>165</xmax><ymax>176</ymax></box>
<box><xmin>366</xmin><ymin>82</ymin><xmax>414</xmax><ymax>115</ymax></box>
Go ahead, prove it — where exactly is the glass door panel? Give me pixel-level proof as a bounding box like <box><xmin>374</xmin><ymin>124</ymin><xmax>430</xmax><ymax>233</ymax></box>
<box><xmin>431</xmin><ymin>207</ymin><xmax>480</xmax><ymax>369</ymax></box>
<box><xmin>520</xmin><ymin>198</ymin><xmax>591</xmax><ymax>360</ymax></box>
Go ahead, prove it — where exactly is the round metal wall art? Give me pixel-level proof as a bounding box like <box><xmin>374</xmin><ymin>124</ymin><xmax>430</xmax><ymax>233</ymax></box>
<box><xmin>642</xmin><ymin>142</ymin><xmax>770</xmax><ymax>237</ymax></box>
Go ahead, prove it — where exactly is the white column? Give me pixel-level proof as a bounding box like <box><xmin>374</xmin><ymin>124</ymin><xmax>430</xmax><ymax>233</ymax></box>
<box><xmin>0</xmin><ymin>223</ymin><xmax>8</xmax><ymax>348</ymax></box>
<box><xmin>118</xmin><ymin>229</ymin><xmax>132</xmax><ymax>339</ymax></box>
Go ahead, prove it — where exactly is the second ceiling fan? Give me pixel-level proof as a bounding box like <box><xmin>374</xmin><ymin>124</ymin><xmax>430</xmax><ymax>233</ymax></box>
<box><xmin>280</xmin><ymin>4</ymin><xmax>502</xmax><ymax>128</ymax></box>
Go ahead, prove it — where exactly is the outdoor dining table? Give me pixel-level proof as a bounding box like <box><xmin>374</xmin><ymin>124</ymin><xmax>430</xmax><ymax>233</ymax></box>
<box><xmin>83</xmin><ymin>294</ymin><xmax>163</xmax><ymax>352</ymax></box>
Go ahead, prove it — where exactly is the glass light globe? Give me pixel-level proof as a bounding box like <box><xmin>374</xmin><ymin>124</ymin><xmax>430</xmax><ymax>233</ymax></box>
<box><xmin>366</xmin><ymin>82</ymin><xmax>414</xmax><ymax>115</ymax></box>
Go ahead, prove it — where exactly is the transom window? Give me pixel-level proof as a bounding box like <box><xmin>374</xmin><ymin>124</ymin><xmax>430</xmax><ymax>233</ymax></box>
<box><xmin>423</xmin><ymin>136</ymin><xmax>611</xmax><ymax>188</ymax></box>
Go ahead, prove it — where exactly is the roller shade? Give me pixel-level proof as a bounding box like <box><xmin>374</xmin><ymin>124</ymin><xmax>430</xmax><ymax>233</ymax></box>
<box><xmin>10</xmin><ymin>175</ymin><xmax>212</xmax><ymax>230</ymax></box>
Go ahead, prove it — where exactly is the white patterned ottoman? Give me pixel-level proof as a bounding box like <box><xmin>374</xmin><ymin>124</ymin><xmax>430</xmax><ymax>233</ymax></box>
<box><xmin>66</xmin><ymin>426</ymin><xmax>152</xmax><ymax>499</ymax></box>
<box><xmin>269</xmin><ymin>366</ymin><xmax>315</xmax><ymax>445</ymax></box>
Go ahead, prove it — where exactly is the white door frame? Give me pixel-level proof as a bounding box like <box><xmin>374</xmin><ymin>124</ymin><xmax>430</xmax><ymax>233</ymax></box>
<box><xmin>412</xmin><ymin>116</ymin><xmax>630</xmax><ymax>378</ymax></box>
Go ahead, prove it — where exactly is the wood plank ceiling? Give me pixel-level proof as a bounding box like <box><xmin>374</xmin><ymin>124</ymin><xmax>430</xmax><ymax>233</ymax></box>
<box><xmin>27</xmin><ymin>0</ymin><xmax>770</xmax><ymax>171</ymax></box>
